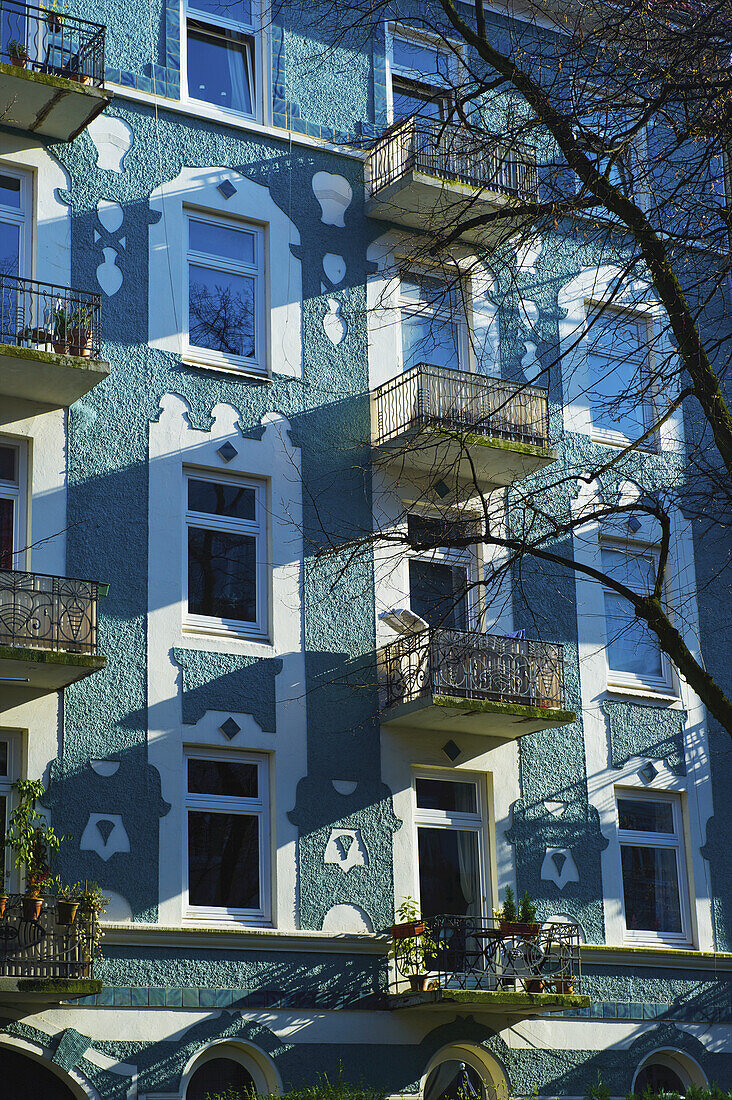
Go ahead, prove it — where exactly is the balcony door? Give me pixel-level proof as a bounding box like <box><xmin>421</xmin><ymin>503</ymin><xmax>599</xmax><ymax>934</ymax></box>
<box><xmin>414</xmin><ymin>775</ymin><xmax>487</xmax><ymax>921</ymax></box>
<box><xmin>0</xmin><ymin>441</ymin><xmax>24</xmax><ymax>571</ymax></box>
<box><xmin>0</xmin><ymin>170</ymin><xmax>29</xmax><ymax>346</ymax></box>
<box><xmin>407</xmin><ymin>513</ymin><xmax>477</xmax><ymax>632</ymax></box>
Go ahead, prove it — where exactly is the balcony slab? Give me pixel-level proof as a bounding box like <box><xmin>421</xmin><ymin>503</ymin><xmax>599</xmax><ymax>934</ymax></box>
<box><xmin>0</xmin><ymin>62</ymin><xmax>111</xmax><ymax>141</ymax></box>
<box><xmin>0</xmin><ymin>342</ymin><xmax>110</xmax><ymax>406</ymax></box>
<box><xmin>383</xmin><ymin>693</ymin><xmax>576</xmax><ymax>740</ymax></box>
<box><xmin>0</xmin><ymin>645</ymin><xmax>106</xmax><ymax>695</ymax></box>
<box><xmin>376</xmin><ymin>425</ymin><xmax>556</xmax><ymax>489</ymax></box>
<box><xmin>388</xmin><ymin>988</ymin><xmax>590</xmax><ymax>1016</ymax></box>
<box><xmin>0</xmin><ymin>977</ymin><xmax>102</xmax><ymax>1018</ymax></box>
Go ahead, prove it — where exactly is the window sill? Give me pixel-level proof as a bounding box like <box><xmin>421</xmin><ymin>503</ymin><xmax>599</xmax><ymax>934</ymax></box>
<box><xmin>590</xmin><ymin>432</ymin><xmax>660</xmax><ymax>454</ymax></box>
<box><xmin>606</xmin><ymin>683</ymin><xmax>680</xmax><ymax>704</ymax></box>
<box><xmin>183</xmin><ymin>95</ymin><xmax>260</xmax><ymax>128</ymax></box>
<box><xmin>623</xmin><ymin>935</ymin><xmax>693</xmax><ymax>949</ymax></box>
<box><xmin>182</xmin><ymin>354</ymin><xmax>270</xmax><ymax>383</ymax></box>
<box><xmin>183</xmin><ymin>618</ymin><xmax>271</xmax><ymax>645</ymax></box>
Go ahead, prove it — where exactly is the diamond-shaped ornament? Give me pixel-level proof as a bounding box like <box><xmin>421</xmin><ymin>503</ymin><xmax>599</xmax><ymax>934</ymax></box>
<box><xmin>442</xmin><ymin>739</ymin><xmax>461</xmax><ymax>762</ymax></box>
<box><xmin>219</xmin><ymin>717</ymin><xmax>241</xmax><ymax>740</ymax></box>
<box><xmin>217</xmin><ymin>441</ymin><xmax>238</xmax><ymax>463</ymax></box>
<box><xmin>217</xmin><ymin>179</ymin><xmax>237</xmax><ymax>199</ymax></box>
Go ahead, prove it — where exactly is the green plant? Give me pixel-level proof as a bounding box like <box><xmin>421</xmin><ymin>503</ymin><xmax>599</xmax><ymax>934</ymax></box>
<box><xmin>51</xmin><ymin>876</ymin><xmax>82</xmax><ymax>901</ymax></box>
<box><xmin>518</xmin><ymin>891</ymin><xmax>538</xmax><ymax>924</ymax></box>
<box><xmin>53</xmin><ymin>305</ymin><xmax>72</xmax><ymax>340</ymax></box>
<box><xmin>585</xmin><ymin>1076</ymin><xmax>611</xmax><ymax>1100</ymax></box>
<box><xmin>494</xmin><ymin>885</ymin><xmax>517</xmax><ymax>923</ymax></box>
<box><xmin>69</xmin><ymin>304</ymin><xmax>94</xmax><ymax>329</ymax></box>
<box><xmin>75</xmin><ymin>881</ymin><xmax>108</xmax><ymax>960</ymax></box>
<box><xmin>7</xmin><ymin>40</ymin><xmax>28</xmax><ymax>59</ymax></box>
<box><xmin>5</xmin><ymin>780</ymin><xmax>65</xmax><ymax>896</ymax></box>
<box><xmin>389</xmin><ymin>897</ymin><xmax>437</xmax><ymax>978</ymax></box>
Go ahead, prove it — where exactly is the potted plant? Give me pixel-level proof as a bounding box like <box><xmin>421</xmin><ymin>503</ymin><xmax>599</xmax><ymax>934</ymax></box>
<box><xmin>52</xmin><ymin>305</ymin><xmax>71</xmax><ymax>353</ymax></box>
<box><xmin>68</xmin><ymin>304</ymin><xmax>94</xmax><ymax>356</ymax></box>
<box><xmin>0</xmin><ymin>879</ymin><xmax>8</xmax><ymax>919</ymax></box>
<box><xmin>5</xmin><ymin>779</ymin><xmax>65</xmax><ymax>922</ymax></box>
<box><xmin>43</xmin><ymin>3</ymin><xmax>65</xmax><ymax>31</ymax></box>
<box><xmin>494</xmin><ymin>887</ymin><xmax>540</xmax><ymax>936</ymax></box>
<box><xmin>76</xmin><ymin>882</ymin><xmax>108</xmax><ymax>970</ymax></box>
<box><xmin>389</xmin><ymin>898</ymin><xmax>437</xmax><ymax>992</ymax></box>
<box><xmin>52</xmin><ymin>877</ymin><xmax>82</xmax><ymax>925</ymax></box>
<box><xmin>7</xmin><ymin>40</ymin><xmax>29</xmax><ymax>68</ymax></box>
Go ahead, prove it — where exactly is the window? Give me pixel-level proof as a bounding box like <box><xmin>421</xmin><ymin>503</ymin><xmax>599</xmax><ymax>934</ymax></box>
<box><xmin>407</xmin><ymin>513</ymin><xmax>478</xmax><ymax>631</ymax></box>
<box><xmin>586</xmin><ymin>305</ymin><xmax>659</xmax><ymax>445</ymax></box>
<box><xmin>388</xmin><ymin>28</ymin><xmax>454</xmax><ymax>123</ymax></box>
<box><xmin>185</xmin><ymin>0</ymin><xmax>259</xmax><ymax>119</ymax></box>
<box><xmin>185</xmin><ymin>752</ymin><xmax>270</xmax><ymax>921</ymax></box>
<box><xmin>184</xmin><ymin>470</ymin><xmax>268</xmax><ymax>638</ymax></box>
<box><xmin>617</xmin><ymin>791</ymin><xmax>690</xmax><ymax>944</ymax></box>
<box><xmin>0</xmin><ymin>735</ymin><xmax>19</xmax><ymax>885</ymax></box>
<box><xmin>186</xmin><ymin>213</ymin><xmax>264</xmax><ymax>373</ymax></box>
<box><xmin>400</xmin><ymin>273</ymin><xmax>465</xmax><ymax>373</ymax></box>
<box><xmin>0</xmin><ymin>441</ymin><xmax>24</xmax><ymax>571</ymax></box>
<box><xmin>415</xmin><ymin>775</ymin><xmax>487</xmax><ymax>920</ymax></box>
<box><xmin>0</xmin><ymin>169</ymin><xmax>29</xmax><ymax>346</ymax></box>
<box><xmin>601</xmin><ymin>544</ymin><xmax>671</xmax><ymax>690</ymax></box>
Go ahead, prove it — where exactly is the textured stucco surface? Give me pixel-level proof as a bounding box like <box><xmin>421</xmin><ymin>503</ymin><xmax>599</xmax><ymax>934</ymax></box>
<box><xmin>602</xmin><ymin>700</ymin><xmax>687</xmax><ymax>775</ymax></box>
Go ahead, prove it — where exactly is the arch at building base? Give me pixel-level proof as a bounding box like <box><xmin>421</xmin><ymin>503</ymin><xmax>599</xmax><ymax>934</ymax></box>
<box><xmin>0</xmin><ymin>1044</ymin><xmax>78</xmax><ymax>1097</ymax></box>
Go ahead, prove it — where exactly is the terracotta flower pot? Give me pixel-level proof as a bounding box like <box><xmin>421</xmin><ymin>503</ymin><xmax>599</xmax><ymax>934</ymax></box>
<box><xmin>56</xmin><ymin>900</ymin><xmax>79</xmax><ymax>925</ymax></box>
<box><xmin>525</xmin><ymin>978</ymin><xmax>544</xmax><ymax>993</ymax></box>
<box><xmin>499</xmin><ymin>921</ymin><xmax>540</xmax><ymax>936</ymax></box>
<box><xmin>22</xmin><ymin>895</ymin><xmax>42</xmax><ymax>921</ymax></box>
<box><xmin>9</xmin><ymin>56</ymin><xmax>27</xmax><ymax>69</ymax></box>
<box><xmin>69</xmin><ymin>327</ymin><xmax>92</xmax><ymax>356</ymax></box>
<box><xmin>0</xmin><ymin>897</ymin><xmax>7</xmax><ymax>918</ymax></box>
<box><xmin>53</xmin><ymin>339</ymin><xmax>70</xmax><ymax>355</ymax></box>
<box><xmin>408</xmin><ymin>974</ymin><xmax>430</xmax><ymax>991</ymax></box>
<box><xmin>390</xmin><ymin>921</ymin><xmax>425</xmax><ymax>940</ymax></box>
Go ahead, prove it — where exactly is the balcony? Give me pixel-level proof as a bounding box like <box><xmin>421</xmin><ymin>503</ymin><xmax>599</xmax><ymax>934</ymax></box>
<box><xmin>372</xmin><ymin>364</ymin><xmax>554</xmax><ymax>491</ymax></box>
<box><xmin>366</xmin><ymin>117</ymin><xmax>538</xmax><ymax>243</ymax></box>
<box><xmin>0</xmin><ymin>275</ymin><xmax>109</xmax><ymax>407</ymax></box>
<box><xmin>389</xmin><ymin>914</ymin><xmax>588</xmax><ymax>1017</ymax></box>
<box><xmin>379</xmin><ymin>628</ymin><xmax>574</xmax><ymax>740</ymax></box>
<box><xmin>0</xmin><ymin>893</ymin><xmax>101</xmax><ymax>1015</ymax></box>
<box><xmin>0</xmin><ymin>569</ymin><xmax>106</xmax><ymax>696</ymax></box>
<box><xmin>0</xmin><ymin>0</ymin><xmax>110</xmax><ymax>141</ymax></box>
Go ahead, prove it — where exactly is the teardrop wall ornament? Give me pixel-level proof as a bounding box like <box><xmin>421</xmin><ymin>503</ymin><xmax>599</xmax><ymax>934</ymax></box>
<box><xmin>323</xmin><ymin>298</ymin><xmax>346</xmax><ymax>345</ymax></box>
<box><xmin>97</xmin><ymin>247</ymin><xmax>123</xmax><ymax>297</ymax></box>
<box><xmin>323</xmin><ymin>253</ymin><xmax>346</xmax><ymax>285</ymax></box>
<box><xmin>97</xmin><ymin>198</ymin><xmax>124</xmax><ymax>233</ymax></box>
<box><xmin>312</xmin><ymin>172</ymin><xmax>352</xmax><ymax>226</ymax></box>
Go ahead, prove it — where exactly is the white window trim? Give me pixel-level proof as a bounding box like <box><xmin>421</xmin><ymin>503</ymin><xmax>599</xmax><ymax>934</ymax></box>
<box><xmin>406</xmin><ymin>510</ymin><xmax>482</xmax><ymax>632</ymax></box>
<box><xmin>585</xmin><ymin>301</ymin><xmax>660</xmax><ymax>450</ymax></box>
<box><xmin>601</xmin><ymin>540</ymin><xmax>675</xmax><ymax>694</ymax></box>
<box><xmin>184</xmin><ymin>209</ymin><xmax>266</xmax><ymax>376</ymax></box>
<box><xmin>181</xmin><ymin>0</ymin><xmax>264</xmax><ymax>124</ymax></box>
<box><xmin>413</xmin><ymin>770</ymin><xmax>490</xmax><ymax>918</ymax></box>
<box><xmin>0</xmin><ymin>438</ymin><xmax>27</xmax><ymax>571</ymax></box>
<box><xmin>183</xmin><ymin>468</ymin><xmax>269</xmax><ymax>641</ymax></box>
<box><xmin>183</xmin><ymin>749</ymin><xmax>271</xmax><ymax>925</ymax></box>
<box><xmin>385</xmin><ymin>23</ymin><xmax>461</xmax><ymax>126</ymax></box>
<box><xmin>616</xmin><ymin>788</ymin><xmax>691</xmax><ymax>947</ymax></box>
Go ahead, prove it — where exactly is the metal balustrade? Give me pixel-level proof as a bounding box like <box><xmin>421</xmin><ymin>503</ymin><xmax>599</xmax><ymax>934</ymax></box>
<box><xmin>0</xmin><ymin>894</ymin><xmax>96</xmax><ymax>978</ymax></box>
<box><xmin>373</xmin><ymin>363</ymin><xmax>549</xmax><ymax>449</ymax></box>
<box><xmin>0</xmin><ymin>274</ymin><xmax>102</xmax><ymax>359</ymax></box>
<box><xmin>379</xmin><ymin>628</ymin><xmax>565</xmax><ymax>712</ymax></box>
<box><xmin>0</xmin><ymin>0</ymin><xmax>105</xmax><ymax>85</ymax></box>
<box><xmin>391</xmin><ymin>914</ymin><xmax>581</xmax><ymax>995</ymax></box>
<box><xmin>0</xmin><ymin>570</ymin><xmax>101</xmax><ymax>655</ymax></box>
<box><xmin>368</xmin><ymin>116</ymin><xmax>538</xmax><ymax>200</ymax></box>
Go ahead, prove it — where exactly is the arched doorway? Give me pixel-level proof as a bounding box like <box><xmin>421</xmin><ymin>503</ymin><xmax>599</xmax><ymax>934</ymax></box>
<box><xmin>0</xmin><ymin>1046</ymin><xmax>77</xmax><ymax>1098</ymax></box>
<box><xmin>187</xmin><ymin>1056</ymin><xmax>256</xmax><ymax>1099</ymax></box>
<box><xmin>422</xmin><ymin>1045</ymin><xmax>508</xmax><ymax>1100</ymax></box>
<box><xmin>633</xmin><ymin>1049</ymin><xmax>708</xmax><ymax>1095</ymax></box>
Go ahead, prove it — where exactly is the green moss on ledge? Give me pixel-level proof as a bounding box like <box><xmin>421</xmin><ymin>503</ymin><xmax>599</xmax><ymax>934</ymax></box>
<box><xmin>12</xmin><ymin>978</ymin><xmax>102</xmax><ymax>996</ymax></box>
<box><xmin>432</xmin><ymin>426</ymin><xmax>554</xmax><ymax>458</ymax></box>
<box><xmin>0</xmin><ymin>644</ymin><xmax>106</xmax><ymax>669</ymax></box>
<box><xmin>433</xmin><ymin>694</ymin><xmax>576</xmax><ymax>724</ymax></box>
<box><xmin>389</xmin><ymin>988</ymin><xmax>590</xmax><ymax>1012</ymax></box>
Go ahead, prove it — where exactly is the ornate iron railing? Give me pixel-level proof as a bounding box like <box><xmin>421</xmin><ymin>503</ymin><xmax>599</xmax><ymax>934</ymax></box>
<box><xmin>373</xmin><ymin>363</ymin><xmax>549</xmax><ymax>449</ymax></box>
<box><xmin>0</xmin><ymin>894</ymin><xmax>95</xmax><ymax>978</ymax></box>
<box><xmin>0</xmin><ymin>0</ymin><xmax>105</xmax><ymax>85</ymax></box>
<box><xmin>379</xmin><ymin>628</ymin><xmax>565</xmax><ymax>711</ymax></box>
<box><xmin>368</xmin><ymin>116</ymin><xmax>538</xmax><ymax>200</ymax></box>
<box><xmin>391</xmin><ymin>914</ymin><xmax>581</xmax><ymax>995</ymax></box>
<box><xmin>0</xmin><ymin>274</ymin><xmax>102</xmax><ymax>359</ymax></box>
<box><xmin>0</xmin><ymin>570</ymin><xmax>101</xmax><ymax>654</ymax></box>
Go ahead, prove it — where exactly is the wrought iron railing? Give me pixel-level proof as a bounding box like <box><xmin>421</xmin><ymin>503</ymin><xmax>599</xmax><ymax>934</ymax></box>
<box><xmin>0</xmin><ymin>570</ymin><xmax>101</xmax><ymax>654</ymax></box>
<box><xmin>391</xmin><ymin>914</ymin><xmax>581</xmax><ymax>995</ymax></box>
<box><xmin>379</xmin><ymin>628</ymin><xmax>565</xmax><ymax>712</ymax></box>
<box><xmin>0</xmin><ymin>0</ymin><xmax>105</xmax><ymax>85</ymax></box>
<box><xmin>373</xmin><ymin>363</ymin><xmax>549</xmax><ymax>449</ymax></box>
<box><xmin>368</xmin><ymin>116</ymin><xmax>538</xmax><ymax>200</ymax></box>
<box><xmin>0</xmin><ymin>274</ymin><xmax>102</xmax><ymax>358</ymax></box>
<box><xmin>0</xmin><ymin>893</ymin><xmax>96</xmax><ymax>978</ymax></box>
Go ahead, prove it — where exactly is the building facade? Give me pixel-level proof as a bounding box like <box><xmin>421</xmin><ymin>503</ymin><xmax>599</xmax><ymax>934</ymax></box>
<box><xmin>0</xmin><ymin>0</ymin><xmax>731</xmax><ymax>1096</ymax></box>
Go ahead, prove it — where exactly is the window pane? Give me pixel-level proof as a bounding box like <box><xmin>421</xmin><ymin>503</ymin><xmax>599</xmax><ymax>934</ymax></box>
<box><xmin>188</xmin><ymin>479</ymin><xmax>255</xmax><ymax>521</ymax></box>
<box><xmin>188</xmin><ymin>527</ymin><xmax>257</xmax><ymax>622</ymax></box>
<box><xmin>621</xmin><ymin>843</ymin><xmax>682</xmax><ymax>933</ymax></box>
<box><xmin>416</xmin><ymin>777</ymin><xmax>477</xmax><ymax>813</ymax></box>
<box><xmin>0</xmin><ymin>220</ymin><xmax>19</xmax><ymax>277</ymax></box>
<box><xmin>0</xmin><ymin>795</ymin><xmax>5</xmax><ymax>882</ymax></box>
<box><xmin>188</xmin><ymin>810</ymin><xmax>260</xmax><ymax>908</ymax></box>
<box><xmin>402</xmin><ymin>311</ymin><xmax>460</xmax><ymax>371</ymax></box>
<box><xmin>0</xmin><ymin>741</ymin><xmax>8</xmax><ymax>777</ymax></box>
<box><xmin>393</xmin><ymin>36</ymin><xmax>449</xmax><ymax>82</ymax></box>
<box><xmin>601</xmin><ymin>547</ymin><xmax>655</xmax><ymax>591</ymax></box>
<box><xmin>189</xmin><ymin>264</ymin><xmax>256</xmax><ymax>357</ymax></box>
<box><xmin>587</xmin><ymin>312</ymin><xmax>650</xmax><ymax>438</ymax></box>
<box><xmin>410</xmin><ymin>559</ymin><xmax>468</xmax><ymax>630</ymax></box>
<box><xmin>189</xmin><ymin>218</ymin><xmax>255</xmax><ymax>265</ymax></box>
<box><xmin>392</xmin><ymin>81</ymin><xmax>445</xmax><ymax>122</ymax></box>
<box><xmin>407</xmin><ymin>513</ymin><xmax>473</xmax><ymax>550</ymax></box>
<box><xmin>188</xmin><ymin>758</ymin><xmax>258</xmax><ymax>798</ymax></box>
<box><xmin>618</xmin><ymin>798</ymin><xmax>674</xmax><ymax>834</ymax></box>
<box><xmin>604</xmin><ymin>592</ymin><xmax>663</xmax><ymax>678</ymax></box>
<box><xmin>187</xmin><ymin>27</ymin><xmax>254</xmax><ymax>114</ymax></box>
<box><xmin>0</xmin><ymin>446</ymin><xmax>16</xmax><ymax>482</ymax></box>
<box><xmin>0</xmin><ymin>175</ymin><xmax>20</xmax><ymax>209</ymax></box>
<box><xmin>0</xmin><ymin>498</ymin><xmax>13</xmax><ymax>570</ymax></box>
<box><xmin>417</xmin><ymin>826</ymin><xmax>480</xmax><ymax>917</ymax></box>
<box><xmin>188</xmin><ymin>0</ymin><xmax>252</xmax><ymax>23</ymax></box>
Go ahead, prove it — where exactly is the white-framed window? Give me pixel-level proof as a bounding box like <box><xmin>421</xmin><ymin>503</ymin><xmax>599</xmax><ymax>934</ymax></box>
<box><xmin>601</xmin><ymin>543</ymin><xmax>672</xmax><ymax>692</ymax></box>
<box><xmin>414</xmin><ymin>773</ymin><xmax>488</xmax><ymax>919</ymax></box>
<box><xmin>616</xmin><ymin>790</ymin><xmax>690</xmax><ymax>945</ymax></box>
<box><xmin>399</xmin><ymin>271</ymin><xmax>467</xmax><ymax>374</ymax></box>
<box><xmin>184</xmin><ymin>469</ymin><xmax>268</xmax><ymax>639</ymax></box>
<box><xmin>184</xmin><ymin>750</ymin><xmax>270</xmax><ymax>923</ymax></box>
<box><xmin>0</xmin><ymin>168</ymin><xmax>30</xmax><ymax>347</ymax></box>
<box><xmin>184</xmin><ymin>0</ymin><xmax>260</xmax><ymax>121</ymax></box>
<box><xmin>407</xmin><ymin>512</ymin><xmax>480</xmax><ymax>632</ymax></box>
<box><xmin>0</xmin><ymin>734</ymin><xmax>20</xmax><ymax>886</ymax></box>
<box><xmin>586</xmin><ymin>304</ymin><xmax>660</xmax><ymax>446</ymax></box>
<box><xmin>0</xmin><ymin>439</ymin><xmax>25</xmax><ymax>571</ymax></box>
<box><xmin>185</xmin><ymin>211</ymin><xmax>265</xmax><ymax>375</ymax></box>
<box><xmin>387</xmin><ymin>25</ymin><xmax>456</xmax><ymax>124</ymax></box>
